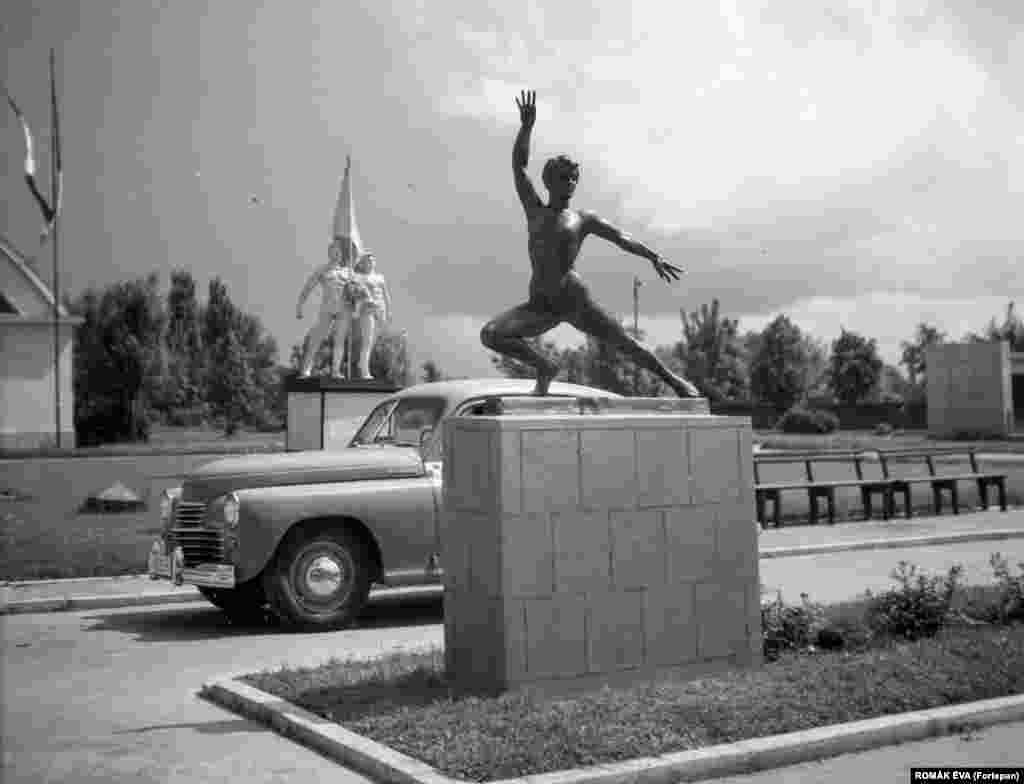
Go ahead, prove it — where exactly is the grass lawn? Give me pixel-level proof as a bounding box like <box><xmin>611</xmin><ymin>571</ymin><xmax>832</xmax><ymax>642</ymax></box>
<box><xmin>240</xmin><ymin>584</ymin><xmax>1024</xmax><ymax>782</ymax></box>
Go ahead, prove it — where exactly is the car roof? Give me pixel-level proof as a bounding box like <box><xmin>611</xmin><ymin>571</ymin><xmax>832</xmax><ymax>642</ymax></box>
<box><xmin>389</xmin><ymin>377</ymin><xmax>623</xmax><ymax>405</ymax></box>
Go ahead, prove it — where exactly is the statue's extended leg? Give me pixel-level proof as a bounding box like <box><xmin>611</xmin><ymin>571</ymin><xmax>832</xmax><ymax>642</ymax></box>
<box><xmin>301</xmin><ymin>311</ymin><xmax>335</xmax><ymax>377</ymax></box>
<box><xmin>330</xmin><ymin>309</ymin><xmax>352</xmax><ymax>378</ymax></box>
<box><xmin>357</xmin><ymin>311</ymin><xmax>376</xmax><ymax>379</ymax></box>
<box><xmin>480</xmin><ymin>302</ymin><xmax>562</xmax><ymax>395</ymax></box>
<box><xmin>570</xmin><ymin>296</ymin><xmax>701</xmax><ymax>398</ymax></box>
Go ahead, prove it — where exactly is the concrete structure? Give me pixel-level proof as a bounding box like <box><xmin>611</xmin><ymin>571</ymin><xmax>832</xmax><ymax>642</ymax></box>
<box><xmin>285</xmin><ymin>375</ymin><xmax>399</xmax><ymax>450</ymax></box>
<box><xmin>0</xmin><ymin>236</ymin><xmax>82</xmax><ymax>449</ymax></box>
<box><xmin>441</xmin><ymin>404</ymin><xmax>760</xmax><ymax>695</ymax></box>
<box><xmin>926</xmin><ymin>342</ymin><xmax>1022</xmax><ymax>438</ymax></box>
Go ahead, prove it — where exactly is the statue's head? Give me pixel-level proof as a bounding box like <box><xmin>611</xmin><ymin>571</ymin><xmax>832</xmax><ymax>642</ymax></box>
<box><xmin>541</xmin><ymin>155</ymin><xmax>580</xmax><ymax>198</ymax></box>
<box><xmin>355</xmin><ymin>253</ymin><xmax>375</xmax><ymax>273</ymax></box>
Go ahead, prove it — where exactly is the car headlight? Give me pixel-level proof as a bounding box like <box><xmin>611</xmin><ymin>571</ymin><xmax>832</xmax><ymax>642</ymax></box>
<box><xmin>222</xmin><ymin>492</ymin><xmax>240</xmax><ymax>529</ymax></box>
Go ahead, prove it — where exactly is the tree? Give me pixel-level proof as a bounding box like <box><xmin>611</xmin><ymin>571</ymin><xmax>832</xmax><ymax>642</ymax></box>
<box><xmin>151</xmin><ymin>269</ymin><xmax>205</xmax><ymax>419</ymax></box>
<box><xmin>964</xmin><ymin>301</ymin><xmax>1024</xmax><ymax>352</ymax></box>
<box><xmin>800</xmin><ymin>334</ymin><xmax>829</xmax><ymax>398</ymax></box>
<box><xmin>368</xmin><ymin>328</ymin><xmax>411</xmax><ymax>386</ymax></box>
<box><xmin>828</xmin><ymin>328</ymin><xmax>883</xmax><ymax>406</ymax></box>
<box><xmin>879</xmin><ymin>364</ymin><xmax>911</xmax><ymax>403</ymax></box>
<box><xmin>165</xmin><ymin>269</ymin><xmax>202</xmax><ymax>355</ymax></box>
<box><xmin>200</xmin><ymin>277</ymin><xmax>281</xmax><ymax>429</ymax></box>
<box><xmin>749</xmin><ymin>315</ymin><xmax>808</xmax><ymax>409</ymax></box>
<box><xmin>677</xmin><ymin>299</ymin><xmax>746</xmax><ymax>400</ymax></box>
<box><xmin>206</xmin><ymin>330</ymin><xmax>256</xmax><ymax>435</ymax></box>
<box><xmin>235</xmin><ymin>311</ymin><xmax>280</xmax><ymax>426</ymax></box>
<box><xmin>70</xmin><ymin>273</ymin><xmax>165</xmax><ymax>444</ymax></box>
<box><xmin>202</xmin><ymin>277</ymin><xmax>241</xmax><ymax>352</ymax></box>
<box><xmin>899</xmin><ymin>322</ymin><xmax>947</xmax><ymax>387</ymax></box>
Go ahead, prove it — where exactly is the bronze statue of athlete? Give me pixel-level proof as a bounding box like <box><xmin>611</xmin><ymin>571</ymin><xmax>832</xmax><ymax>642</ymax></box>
<box><xmin>481</xmin><ymin>90</ymin><xmax>701</xmax><ymax>397</ymax></box>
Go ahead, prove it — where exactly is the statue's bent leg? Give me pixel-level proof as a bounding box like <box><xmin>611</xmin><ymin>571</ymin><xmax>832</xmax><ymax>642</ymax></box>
<box><xmin>569</xmin><ymin>294</ymin><xmax>701</xmax><ymax>398</ymax></box>
<box><xmin>301</xmin><ymin>311</ymin><xmax>335</xmax><ymax>377</ymax></box>
<box><xmin>480</xmin><ymin>302</ymin><xmax>562</xmax><ymax>394</ymax></box>
<box><xmin>356</xmin><ymin>311</ymin><xmax>376</xmax><ymax>379</ymax></box>
<box><xmin>330</xmin><ymin>308</ymin><xmax>353</xmax><ymax>377</ymax></box>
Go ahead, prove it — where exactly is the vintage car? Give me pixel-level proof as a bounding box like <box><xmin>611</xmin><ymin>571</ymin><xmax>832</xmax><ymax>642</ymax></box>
<box><xmin>148</xmin><ymin>378</ymin><xmax>619</xmax><ymax>631</ymax></box>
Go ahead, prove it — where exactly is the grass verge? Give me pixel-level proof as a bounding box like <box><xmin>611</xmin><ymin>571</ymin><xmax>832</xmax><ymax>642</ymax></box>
<box><xmin>243</xmin><ymin>625</ymin><xmax>1023</xmax><ymax>782</ymax></box>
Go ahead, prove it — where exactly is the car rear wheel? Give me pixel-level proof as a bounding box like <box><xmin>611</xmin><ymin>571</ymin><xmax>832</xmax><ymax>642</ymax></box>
<box><xmin>198</xmin><ymin>580</ymin><xmax>267</xmax><ymax>624</ymax></box>
<box><xmin>262</xmin><ymin>528</ymin><xmax>372</xmax><ymax>631</ymax></box>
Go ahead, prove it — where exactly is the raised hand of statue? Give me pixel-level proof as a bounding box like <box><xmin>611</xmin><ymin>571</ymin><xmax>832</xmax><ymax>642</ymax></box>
<box><xmin>515</xmin><ymin>89</ymin><xmax>536</xmax><ymax>128</ymax></box>
<box><xmin>651</xmin><ymin>255</ymin><xmax>684</xmax><ymax>284</ymax></box>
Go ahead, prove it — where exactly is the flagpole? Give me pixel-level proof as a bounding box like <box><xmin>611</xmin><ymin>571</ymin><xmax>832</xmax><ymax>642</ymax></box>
<box><xmin>49</xmin><ymin>48</ymin><xmax>62</xmax><ymax>448</ymax></box>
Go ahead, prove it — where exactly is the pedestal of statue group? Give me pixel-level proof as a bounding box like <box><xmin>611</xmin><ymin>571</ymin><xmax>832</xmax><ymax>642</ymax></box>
<box><xmin>441</xmin><ymin>397</ymin><xmax>761</xmax><ymax>696</ymax></box>
<box><xmin>285</xmin><ymin>375</ymin><xmax>400</xmax><ymax>451</ymax></box>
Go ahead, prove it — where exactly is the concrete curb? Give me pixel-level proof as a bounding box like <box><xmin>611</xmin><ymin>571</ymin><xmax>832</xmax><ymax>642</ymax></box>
<box><xmin>3</xmin><ymin>527</ymin><xmax>1023</xmax><ymax>616</ymax></box>
<box><xmin>0</xmin><ymin>590</ymin><xmax>203</xmax><ymax>615</ymax></box>
<box><xmin>761</xmin><ymin>528</ymin><xmax>1024</xmax><ymax>559</ymax></box>
<box><xmin>201</xmin><ymin>675</ymin><xmax>1024</xmax><ymax>784</ymax></box>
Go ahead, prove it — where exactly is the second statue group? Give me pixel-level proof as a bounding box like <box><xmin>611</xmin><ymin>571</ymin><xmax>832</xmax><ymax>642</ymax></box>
<box><xmin>297</xmin><ymin>155</ymin><xmax>391</xmax><ymax>380</ymax></box>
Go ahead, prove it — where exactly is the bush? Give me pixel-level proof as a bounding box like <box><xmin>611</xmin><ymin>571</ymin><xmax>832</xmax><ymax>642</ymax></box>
<box><xmin>864</xmin><ymin>561</ymin><xmax>963</xmax><ymax>641</ymax></box>
<box><xmin>776</xmin><ymin>406</ymin><xmax>840</xmax><ymax>434</ymax></box>
<box><xmin>760</xmin><ymin>591</ymin><xmax>827</xmax><ymax>660</ymax></box>
<box><xmin>974</xmin><ymin>553</ymin><xmax>1024</xmax><ymax>625</ymax></box>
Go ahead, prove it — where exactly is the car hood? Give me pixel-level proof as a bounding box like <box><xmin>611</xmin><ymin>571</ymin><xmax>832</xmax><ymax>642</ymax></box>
<box><xmin>181</xmin><ymin>447</ymin><xmax>426</xmax><ymax>501</ymax></box>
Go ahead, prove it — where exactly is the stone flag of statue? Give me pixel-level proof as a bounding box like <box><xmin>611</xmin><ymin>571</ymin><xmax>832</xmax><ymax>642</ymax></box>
<box><xmin>331</xmin><ymin>154</ymin><xmax>363</xmax><ymax>265</ymax></box>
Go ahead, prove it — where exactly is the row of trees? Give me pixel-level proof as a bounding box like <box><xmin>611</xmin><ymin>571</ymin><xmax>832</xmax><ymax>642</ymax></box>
<box><xmin>67</xmin><ymin>267</ymin><xmax>1020</xmax><ymax>445</ymax></box>
<box><xmin>490</xmin><ymin>299</ymin><xmax>1024</xmax><ymax>410</ymax></box>
<box><xmin>69</xmin><ymin>270</ymin><xmax>433</xmax><ymax>444</ymax></box>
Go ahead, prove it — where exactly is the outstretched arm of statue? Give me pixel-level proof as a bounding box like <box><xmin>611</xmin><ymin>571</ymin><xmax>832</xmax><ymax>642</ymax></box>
<box><xmin>296</xmin><ymin>265</ymin><xmax>325</xmax><ymax>317</ymax></box>
<box><xmin>582</xmin><ymin>212</ymin><xmax>685</xmax><ymax>284</ymax></box>
<box><xmin>513</xmin><ymin>90</ymin><xmax>543</xmax><ymax>213</ymax></box>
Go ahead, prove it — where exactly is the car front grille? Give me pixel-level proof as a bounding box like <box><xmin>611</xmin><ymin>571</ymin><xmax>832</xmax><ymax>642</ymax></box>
<box><xmin>168</xmin><ymin>501</ymin><xmax>225</xmax><ymax>567</ymax></box>
<box><xmin>174</xmin><ymin>501</ymin><xmax>206</xmax><ymax>527</ymax></box>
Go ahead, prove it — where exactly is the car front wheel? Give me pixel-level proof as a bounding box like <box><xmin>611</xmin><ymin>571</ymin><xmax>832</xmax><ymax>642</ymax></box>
<box><xmin>262</xmin><ymin>528</ymin><xmax>372</xmax><ymax>631</ymax></box>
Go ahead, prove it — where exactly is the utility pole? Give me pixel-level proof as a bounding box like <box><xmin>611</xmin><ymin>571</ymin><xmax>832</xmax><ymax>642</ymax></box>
<box><xmin>632</xmin><ymin>275</ymin><xmax>643</xmax><ymax>394</ymax></box>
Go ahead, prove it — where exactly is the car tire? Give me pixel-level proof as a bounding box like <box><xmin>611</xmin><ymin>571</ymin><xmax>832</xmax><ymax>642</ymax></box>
<box><xmin>198</xmin><ymin>580</ymin><xmax>267</xmax><ymax>624</ymax></box>
<box><xmin>262</xmin><ymin>527</ymin><xmax>372</xmax><ymax>632</ymax></box>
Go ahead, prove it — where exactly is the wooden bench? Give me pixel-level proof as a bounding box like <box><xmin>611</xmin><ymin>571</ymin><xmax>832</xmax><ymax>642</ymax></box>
<box><xmin>875</xmin><ymin>448</ymin><xmax>1008</xmax><ymax>518</ymax></box>
<box><xmin>753</xmin><ymin>451</ymin><xmax>893</xmax><ymax>528</ymax></box>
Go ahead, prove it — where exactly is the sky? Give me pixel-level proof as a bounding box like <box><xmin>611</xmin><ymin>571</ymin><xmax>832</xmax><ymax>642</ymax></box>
<box><xmin>3</xmin><ymin>0</ymin><xmax>1023</xmax><ymax>380</ymax></box>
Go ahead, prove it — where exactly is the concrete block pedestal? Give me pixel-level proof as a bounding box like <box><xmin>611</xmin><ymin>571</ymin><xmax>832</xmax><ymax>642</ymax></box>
<box><xmin>441</xmin><ymin>401</ymin><xmax>760</xmax><ymax>696</ymax></box>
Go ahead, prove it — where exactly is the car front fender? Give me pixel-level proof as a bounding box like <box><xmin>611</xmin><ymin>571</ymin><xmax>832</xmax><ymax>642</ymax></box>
<box><xmin>232</xmin><ymin>476</ymin><xmax>438</xmax><ymax>583</ymax></box>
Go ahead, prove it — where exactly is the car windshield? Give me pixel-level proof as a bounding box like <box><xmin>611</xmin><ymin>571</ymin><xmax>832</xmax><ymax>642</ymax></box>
<box><xmin>350</xmin><ymin>396</ymin><xmax>447</xmax><ymax>447</ymax></box>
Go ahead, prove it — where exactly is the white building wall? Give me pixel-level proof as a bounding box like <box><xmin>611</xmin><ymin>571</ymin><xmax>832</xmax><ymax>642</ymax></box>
<box><xmin>0</xmin><ymin>319</ymin><xmax>76</xmax><ymax>449</ymax></box>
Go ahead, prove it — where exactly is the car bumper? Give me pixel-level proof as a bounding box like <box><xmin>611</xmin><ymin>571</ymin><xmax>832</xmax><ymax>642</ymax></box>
<box><xmin>148</xmin><ymin>541</ymin><xmax>236</xmax><ymax>589</ymax></box>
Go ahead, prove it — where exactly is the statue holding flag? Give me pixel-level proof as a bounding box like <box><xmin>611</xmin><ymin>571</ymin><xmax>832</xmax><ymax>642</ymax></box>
<box><xmin>296</xmin><ymin>155</ymin><xmax>379</xmax><ymax>378</ymax></box>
